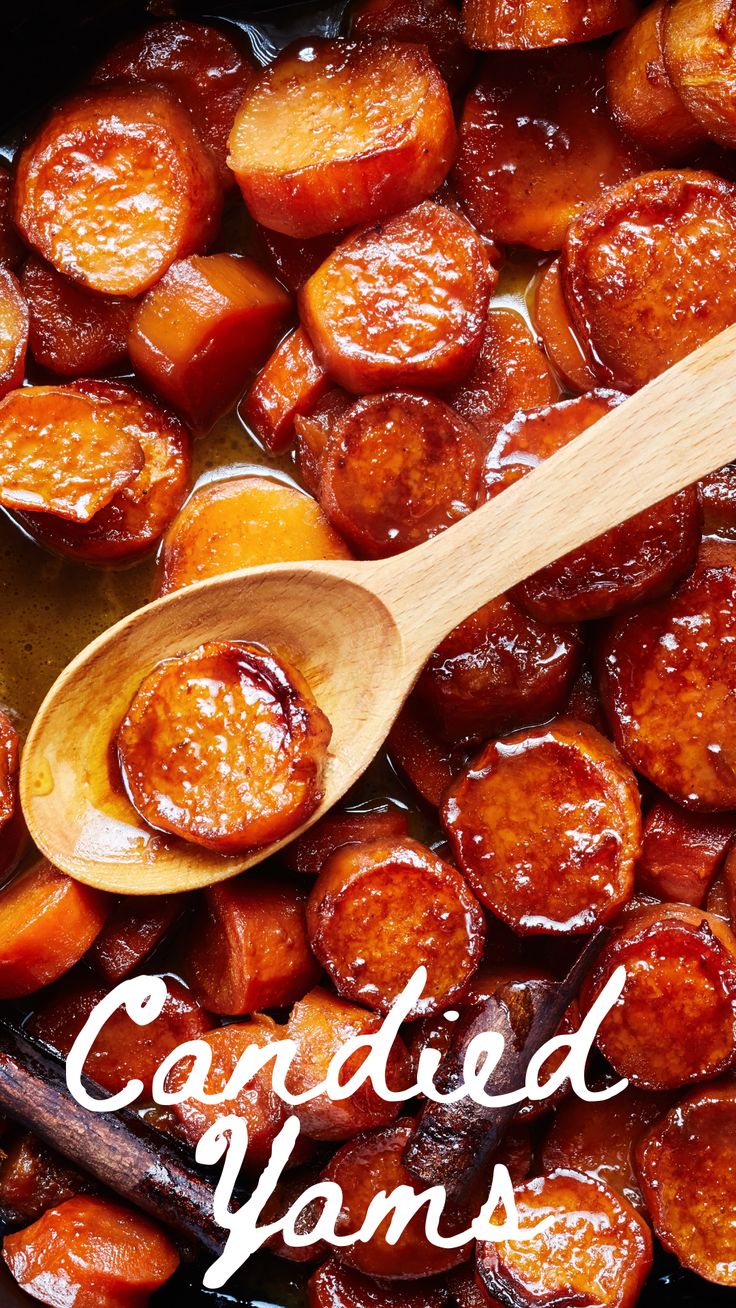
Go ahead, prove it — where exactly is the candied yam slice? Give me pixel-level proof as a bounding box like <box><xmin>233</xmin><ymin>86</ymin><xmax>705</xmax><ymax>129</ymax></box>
<box><xmin>483</xmin><ymin>390</ymin><xmax>702</xmax><ymax>622</ymax></box>
<box><xmin>606</xmin><ymin>0</ymin><xmax>707</xmax><ymax>158</ymax></box>
<box><xmin>309</xmin><ymin>1258</ymin><xmax>452</xmax><ymax>1307</ymax></box>
<box><xmin>0</xmin><ymin>709</ymin><xmax>18</xmax><ymax>831</ymax></box>
<box><xmin>0</xmin><ymin>165</ymin><xmax>22</xmax><ymax>268</ymax></box>
<box><xmin>179</xmin><ymin>872</ymin><xmax>320</xmax><ymax>1014</ymax></box>
<box><xmin>664</xmin><ymin>0</ymin><xmax>736</xmax><ymax>149</ymax></box>
<box><xmin>387</xmin><ymin>699</ymin><xmax>467</xmax><ymax>807</ymax></box>
<box><xmin>91</xmin><ymin>18</ymin><xmax>255</xmax><ymax>186</ymax></box>
<box><xmin>0</xmin><ymin>267</ymin><xmax>28</xmax><ymax>401</ymax></box>
<box><xmin>699</xmin><ymin>460</ymin><xmax>736</xmax><ymax>534</ymax></box>
<box><xmin>88</xmin><ymin>894</ymin><xmax>183</xmax><ymax>982</ymax></box>
<box><xmin>597</xmin><ymin>541</ymin><xmax>736</xmax><ymax>809</ymax></box>
<box><xmin>294</xmin><ymin>389</ymin><xmax>351</xmax><ymax>496</ymax></box>
<box><xmin>637</xmin><ymin>798</ymin><xmax>735</xmax><ymax>905</ymax></box>
<box><xmin>636</xmin><ymin>1082</ymin><xmax>736</xmax><ymax>1285</ymax></box>
<box><xmin>20</xmin><ymin>256</ymin><xmax>137</xmax><ymax>377</ymax></box>
<box><xmin>258</xmin><ymin>226</ymin><xmax>344</xmax><ymax>294</ymax></box>
<box><xmin>129</xmin><ymin>253</ymin><xmax>291</xmax><ymax>431</ymax></box>
<box><xmin>447</xmin><ymin>307</ymin><xmax>559</xmax><ymax>438</ymax></box>
<box><xmin>320</xmin><ymin>392</ymin><xmax>485</xmax><ymax>558</ymax></box>
<box><xmin>350</xmin><ymin>0</ymin><xmax>474</xmax><ymax>92</ymax></box>
<box><xmin>117</xmin><ymin>640</ymin><xmax>332</xmax><ymax>853</ymax></box>
<box><xmin>228</xmin><ymin>39</ymin><xmax>456</xmax><ymax>238</ymax></box>
<box><xmin>443</xmin><ymin>718</ymin><xmax>641</xmax><ymax>935</ymax></box>
<box><xmin>532</xmin><ymin>259</ymin><xmax>598</xmax><ymax>392</ymax></box>
<box><xmin>476</xmin><ymin>1170</ymin><xmax>652</xmax><ymax>1308</ymax></box>
<box><xmin>0</xmin><ymin>859</ymin><xmax>109</xmax><ymax>999</ymax></box>
<box><xmin>582</xmin><ymin>902</ymin><xmax>736</xmax><ymax>1088</ymax></box>
<box><xmin>307</xmin><ymin>835</ymin><xmax>486</xmax><ymax>1017</ymax></box>
<box><xmin>300</xmin><ymin>202</ymin><xmax>494</xmax><ymax>393</ymax></box>
<box><xmin>242</xmin><ymin>326</ymin><xmax>329</xmax><ymax>453</ymax></box>
<box><xmin>415</xmin><ymin>595</ymin><xmax>582</xmax><ymax>744</ymax></box>
<box><xmin>285</xmin><ymin>805</ymin><xmax>410</xmax><ymax>875</ymax></box>
<box><xmin>454</xmin><ymin>48</ymin><xmax>649</xmax><ymax>250</ymax></box>
<box><xmin>463</xmin><ymin>0</ymin><xmax>638</xmax><ymax>48</ymax></box>
<box><xmin>19</xmin><ymin>380</ymin><xmax>190</xmax><ymax>563</ymax></box>
<box><xmin>2</xmin><ymin>1196</ymin><xmax>180</xmax><ymax>1308</ymax></box>
<box><xmin>563</xmin><ymin>169</ymin><xmax>736</xmax><ymax>390</ymax></box>
<box><xmin>13</xmin><ymin>85</ymin><xmax>222</xmax><ymax>297</ymax></box>
<box><xmin>0</xmin><ymin>1131</ymin><xmax>92</xmax><ymax>1225</ymax></box>
<box><xmin>158</xmin><ymin>474</ymin><xmax>351</xmax><ymax>595</ymax></box>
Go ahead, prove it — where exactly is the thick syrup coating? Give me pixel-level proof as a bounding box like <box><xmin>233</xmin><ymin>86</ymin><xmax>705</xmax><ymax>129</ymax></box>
<box><xmin>464</xmin><ymin>0</ymin><xmax>638</xmax><ymax>50</ymax></box>
<box><xmin>448</xmin><ymin>307</ymin><xmax>559</xmax><ymax>438</ymax></box>
<box><xmin>21</xmin><ymin>257</ymin><xmax>136</xmax><ymax>377</ymax></box>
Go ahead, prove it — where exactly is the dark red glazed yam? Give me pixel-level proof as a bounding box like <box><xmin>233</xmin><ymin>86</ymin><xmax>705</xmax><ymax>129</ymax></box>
<box><xmin>179</xmin><ymin>873</ymin><xmax>320</xmax><ymax>1015</ymax></box>
<box><xmin>0</xmin><ymin>859</ymin><xmax>110</xmax><ymax>999</ymax></box>
<box><xmin>26</xmin><ymin>976</ymin><xmax>208</xmax><ymax>1099</ymax></box>
<box><xmin>582</xmin><ymin>902</ymin><xmax>736</xmax><ymax>1088</ymax></box>
<box><xmin>294</xmin><ymin>390</ymin><xmax>351</xmax><ymax>497</ymax></box>
<box><xmin>19</xmin><ymin>381</ymin><xmax>190</xmax><ymax>564</ymax></box>
<box><xmin>476</xmin><ymin>1170</ymin><xmax>652</xmax><ymax>1308</ymax></box>
<box><xmin>2</xmin><ymin>1196</ymin><xmax>180</xmax><ymax>1308</ymax></box>
<box><xmin>88</xmin><ymin>894</ymin><xmax>183</xmax><ymax>983</ymax></box>
<box><xmin>129</xmin><ymin>253</ymin><xmax>292</xmax><ymax>431</ymax></box>
<box><xmin>532</xmin><ymin>259</ymin><xmax>598</xmax><ymax>392</ymax></box>
<box><xmin>228</xmin><ymin>40</ymin><xmax>456</xmax><ymax>238</ymax></box>
<box><xmin>447</xmin><ymin>307</ymin><xmax>559</xmax><ymax>439</ymax></box>
<box><xmin>636</xmin><ymin>1081</ymin><xmax>736</xmax><ymax>1285</ymax></box>
<box><xmin>300</xmin><ymin>202</ymin><xmax>494</xmax><ymax>393</ymax></box>
<box><xmin>387</xmin><ymin>700</ymin><xmax>467</xmax><ymax>808</ymax></box>
<box><xmin>117</xmin><ymin>641</ymin><xmax>332</xmax><ymax>853</ymax></box>
<box><xmin>307</xmin><ymin>836</ymin><xmax>486</xmax><ymax>1017</ymax></box>
<box><xmin>262</xmin><ymin>1165</ymin><xmax>329</xmax><ymax>1264</ymax></box>
<box><xmin>320</xmin><ymin>392</ymin><xmax>485</xmax><ymax>559</ymax></box>
<box><xmin>637</xmin><ymin>797</ymin><xmax>735</xmax><ymax>905</ymax></box>
<box><xmin>597</xmin><ymin>540</ymin><xmax>736</xmax><ymax>810</ymax></box>
<box><xmin>285</xmin><ymin>986</ymin><xmax>410</xmax><ymax>1140</ymax></box>
<box><xmin>415</xmin><ymin>595</ymin><xmax>582</xmax><ymax>745</ymax></box>
<box><xmin>463</xmin><ymin>0</ymin><xmax>638</xmax><ymax>49</ymax></box>
<box><xmin>350</xmin><ymin>0</ymin><xmax>474</xmax><ymax>92</ymax></box>
<box><xmin>285</xmin><ymin>806</ymin><xmax>410</xmax><ymax>875</ymax></box>
<box><xmin>606</xmin><ymin>0</ymin><xmax>707</xmax><ymax>158</ymax></box>
<box><xmin>0</xmin><ymin>268</ymin><xmax>28</xmax><ymax>401</ymax></box>
<box><xmin>0</xmin><ymin>384</ymin><xmax>143</xmax><ymax>522</ymax></box>
<box><xmin>310</xmin><ymin>1260</ymin><xmax>452</xmax><ymax>1307</ymax></box>
<box><xmin>0</xmin><ymin>164</ymin><xmax>22</xmax><ymax>268</ymax></box>
<box><xmin>563</xmin><ymin>169</ymin><xmax>736</xmax><ymax>391</ymax></box>
<box><xmin>483</xmin><ymin>391</ymin><xmax>702</xmax><ymax>622</ymax></box>
<box><xmin>242</xmin><ymin>327</ymin><xmax>329</xmax><ymax>453</ymax></box>
<box><xmin>563</xmin><ymin>660</ymin><xmax>609</xmax><ymax>734</ymax></box>
<box><xmin>0</xmin><ymin>1130</ymin><xmax>93</xmax><ymax>1224</ymax></box>
<box><xmin>20</xmin><ymin>257</ymin><xmax>137</xmax><ymax>376</ymax></box>
<box><xmin>13</xmin><ymin>85</ymin><xmax>222</xmax><ymax>297</ymax></box>
<box><xmin>699</xmin><ymin>460</ymin><xmax>736</xmax><ymax>534</ymax></box>
<box><xmin>258</xmin><ymin>227</ymin><xmax>343</xmax><ymax>295</ymax></box>
<box><xmin>447</xmin><ymin>1266</ymin><xmax>501</xmax><ymax>1308</ymax></box>
<box><xmin>663</xmin><ymin>0</ymin><xmax>736</xmax><ymax>149</ymax></box>
<box><xmin>0</xmin><ymin>709</ymin><xmax>18</xmax><ymax>832</ymax></box>
<box><xmin>455</xmin><ymin>48</ymin><xmax>648</xmax><ymax>250</ymax></box>
<box><xmin>323</xmin><ymin>1120</ymin><xmax>469</xmax><ymax>1278</ymax></box>
<box><xmin>92</xmin><ymin>19</ymin><xmax>255</xmax><ymax>186</ymax></box>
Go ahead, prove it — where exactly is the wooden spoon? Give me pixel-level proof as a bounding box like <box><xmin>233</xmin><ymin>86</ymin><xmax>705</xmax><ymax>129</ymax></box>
<box><xmin>19</xmin><ymin>325</ymin><xmax>736</xmax><ymax>894</ymax></box>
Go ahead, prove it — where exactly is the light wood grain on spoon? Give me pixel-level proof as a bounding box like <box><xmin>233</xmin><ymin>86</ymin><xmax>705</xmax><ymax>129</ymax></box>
<box><xmin>20</xmin><ymin>323</ymin><xmax>736</xmax><ymax>894</ymax></box>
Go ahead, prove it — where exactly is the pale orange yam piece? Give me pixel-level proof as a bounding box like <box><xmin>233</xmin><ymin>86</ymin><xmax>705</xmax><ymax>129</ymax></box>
<box><xmin>455</xmin><ymin>47</ymin><xmax>649</xmax><ymax>249</ymax></box>
<box><xmin>0</xmin><ymin>860</ymin><xmax>110</xmax><ymax>999</ymax></box>
<box><xmin>228</xmin><ymin>39</ymin><xmax>456</xmax><ymax>238</ymax></box>
<box><xmin>447</xmin><ymin>307</ymin><xmax>558</xmax><ymax>438</ymax></box>
<box><xmin>664</xmin><ymin>0</ymin><xmax>736</xmax><ymax>149</ymax></box>
<box><xmin>463</xmin><ymin>0</ymin><xmax>638</xmax><ymax>49</ymax></box>
<box><xmin>129</xmin><ymin>253</ymin><xmax>291</xmax><ymax>431</ymax></box>
<box><xmin>20</xmin><ymin>256</ymin><xmax>137</xmax><ymax>377</ymax></box>
<box><xmin>532</xmin><ymin>259</ymin><xmax>598</xmax><ymax>392</ymax></box>
<box><xmin>158</xmin><ymin>475</ymin><xmax>351</xmax><ymax>596</ymax></box>
<box><xmin>0</xmin><ymin>267</ymin><xmax>28</xmax><ymax>400</ymax></box>
<box><xmin>300</xmin><ymin>201</ymin><xmax>494</xmax><ymax>393</ymax></box>
<box><xmin>242</xmin><ymin>327</ymin><xmax>329</xmax><ymax>453</ymax></box>
<box><xmin>0</xmin><ymin>385</ymin><xmax>143</xmax><ymax>522</ymax></box>
<box><xmin>606</xmin><ymin>0</ymin><xmax>707</xmax><ymax>158</ymax></box>
<box><xmin>13</xmin><ymin>85</ymin><xmax>222</xmax><ymax>297</ymax></box>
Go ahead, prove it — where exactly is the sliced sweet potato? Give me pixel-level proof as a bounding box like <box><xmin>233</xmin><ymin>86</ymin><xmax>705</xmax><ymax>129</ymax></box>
<box><xmin>563</xmin><ymin>169</ymin><xmax>736</xmax><ymax>390</ymax></box>
<box><xmin>300</xmin><ymin>202</ymin><xmax>494</xmax><ymax>393</ymax></box>
<box><xmin>606</xmin><ymin>0</ymin><xmax>707</xmax><ymax>158</ymax></box>
<box><xmin>0</xmin><ymin>267</ymin><xmax>28</xmax><ymax>400</ymax></box>
<box><xmin>636</xmin><ymin>798</ymin><xmax>735</xmax><ymax>905</ymax></box>
<box><xmin>27</xmin><ymin>975</ymin><xmax>208</xmax><ymax>1098</ymax></box>
<box><xmin>87</xmin><ymin>894</ymin><xmax>183</xmax><ymax>983</ymax></box>
<box><xmin>3</xmin><ymin>1196</ymin><xmax>180</xmax><ymax>1307</ymax></box>
<box><xmin>443</xmin><ymin>718</ymin><xmax>641</xmax><ymax>935</ymax></box>
<box><xmin>447</xmin><ymin>307</ymin><xmax>559</xmax><ymax>438</ymax></box>
<box><xmin>0</xmin><ymin>709</ymin><xmax>18</xmax><ymax>833</ymax></box>
<box><xmin>129</xmin><ymin>253</ymin><xmax>291</xmax><ymax>431</ymax></box>
<box><xmin>0</xmin><ymin>860</ymin><xmax>109</xmax><ymax>999</ymax></box>
<box><xmin>320</xmin><ymin>391</ymin><xmax>485</xmax><ymax>558</ymax></box>
<box><xmin>350</xmin><ymin>0</ymin><xmax>474</xmax><ymax>92</ymax></box>
<box><xmin>242</xmin><ymin>327</ymin><xmax>329</xmax><ymax>453</ymax></box>
<box><xmin>179</xmin><ymin>872</ymin><xmax>319</xmax><ymax>1015</ymax></box>
<box><xmin>20</xmin><ymin>256</ymin><xmax>137</xmax><ymax>376</ymax></box>
<box><xmin>464</xmin><ymin>0</ymin><xmax>638</xmax><ymax>48</ymax></box>
<box><xmin>285</xmin><ymin>806</ymin><xmax>410</xmax><ymax>875</ymax></box>
<box><xmin>386</xmin><ymin>699</ymin><xmax>467</xmax><ymax>808</ymax></box>
<box><xmin>532</xmin><ymin>259</ymin><xmax>598</xmax><ymax>392</ymax></box>
<box><xmin>257</xmin><ymin>227</ymin><xmax>343</xmax><ymax>294</ymax></box>
<box><xmin>0</xmin><ymin>384</ymin><xmax>143</xmax><ymax>522</ymax></box>
<box><xmin>455</xmin><ymin>47</ymin><xmax>648</xmax><ymax>250</ymax></box>
<box><xmin>285</xmin><ymin>986</ymin><xmax>410</xmax><ymax>1140</ymax></box>
<box><xmin>117</xmin><ymin>641</ymin><xmax>332</xmax><ymax>853</ymax></box>
<box><xmin>597</xmin><ymin>540</ymin><xmax>736</xmax><ymax>809</ymax></box>
<box><xmin>581</xmin><ymin>902</ymin><xmax>736</xmax><ymax>1088</ymax></box>
<box><xmin>0</xmin><ymin>1130</ymin><xmax>92</xmax><ymax>1224</ymax></box>
<box><xmin>0</xmin><ymin>165</ymin><xmax>22</xmax><ymax>268</ymax></box>
<box><xmin>476</xmin><ymin>1170</ymin><xmax>652</xmax><ymax>1308</ymax></box>
<box><xmin>158</xmin><ymin>474</ymin><xmax>351</xmax><ymax>595</ymax></box>
<box><xmin>294</xmin><ymin>390</ymin><xmax>352</xmax><ymax>496</ymax></box>
<box><xmin>262</xmin><ymin>1164</ymin><xmax>329</xmax><ymax>1264</ymax></box>
<box><xmin>91</xmin><ymin>18</ymin><xmax>255</xmax><ymax>186</ymax></box>
<box><xmin>415</xmin><ymin>595</ymin><xmax>582</xmax><ymax>744</ymax></box>
<box><xmin>636</xmin><ymin>1081</ymin><xmax>736</xmax><ymax>1285</ymax></box>
<box><xmin>446</xmin><ymin>1266</ymin><xmax>500</xmax><ymax>1308</ymax></box>
<box><xmin>309</xmin><ymin>1259</ymin><xmax>452</xmax><ymax>1307</ymax></box>
<box><xmin>484</xmin><ymin>391</ymin><xmax>702</xmax><ymax>621</ymax></box>
<box><xmin>13</xmin><ymin>85</ymin><xmax>222</xmax><ymax>297</ymax></box>
<box><xmin>663</xmin><ymin>0</ymin><xmax>736</xmax><ymax>149</ymax></box>
<box><xmin>307</xmin><ymin>835</ymin><xmax>486</xmax><ymax>1017</ymax></box>
<box><xmin>19</xmin><ymin>380</ymin><xmax>190</xmax><ymax>563</ymax></box>
<box><xmin>228</xmin><ymin>39</ymin><xmax>455</xmax><ymax>237</ymax></box>
<box><xmin>699</xmin><ymin>460</ymin><xmax>736</xmax><ymax>535</ymax></box>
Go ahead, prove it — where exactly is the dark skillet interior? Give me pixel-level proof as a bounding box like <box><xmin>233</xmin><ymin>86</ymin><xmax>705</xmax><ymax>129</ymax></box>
<box><xmin>0</xmin><ymin>3</ymin><xmax>734</xmax><ymax>1304</ymax></box>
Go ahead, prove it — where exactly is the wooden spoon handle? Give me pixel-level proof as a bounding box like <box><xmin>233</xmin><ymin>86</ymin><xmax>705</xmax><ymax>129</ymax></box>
<box><xmin>370</xmin><ymin>323</ymin><xmax>736</xmax><ymax>666</ymax></box>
